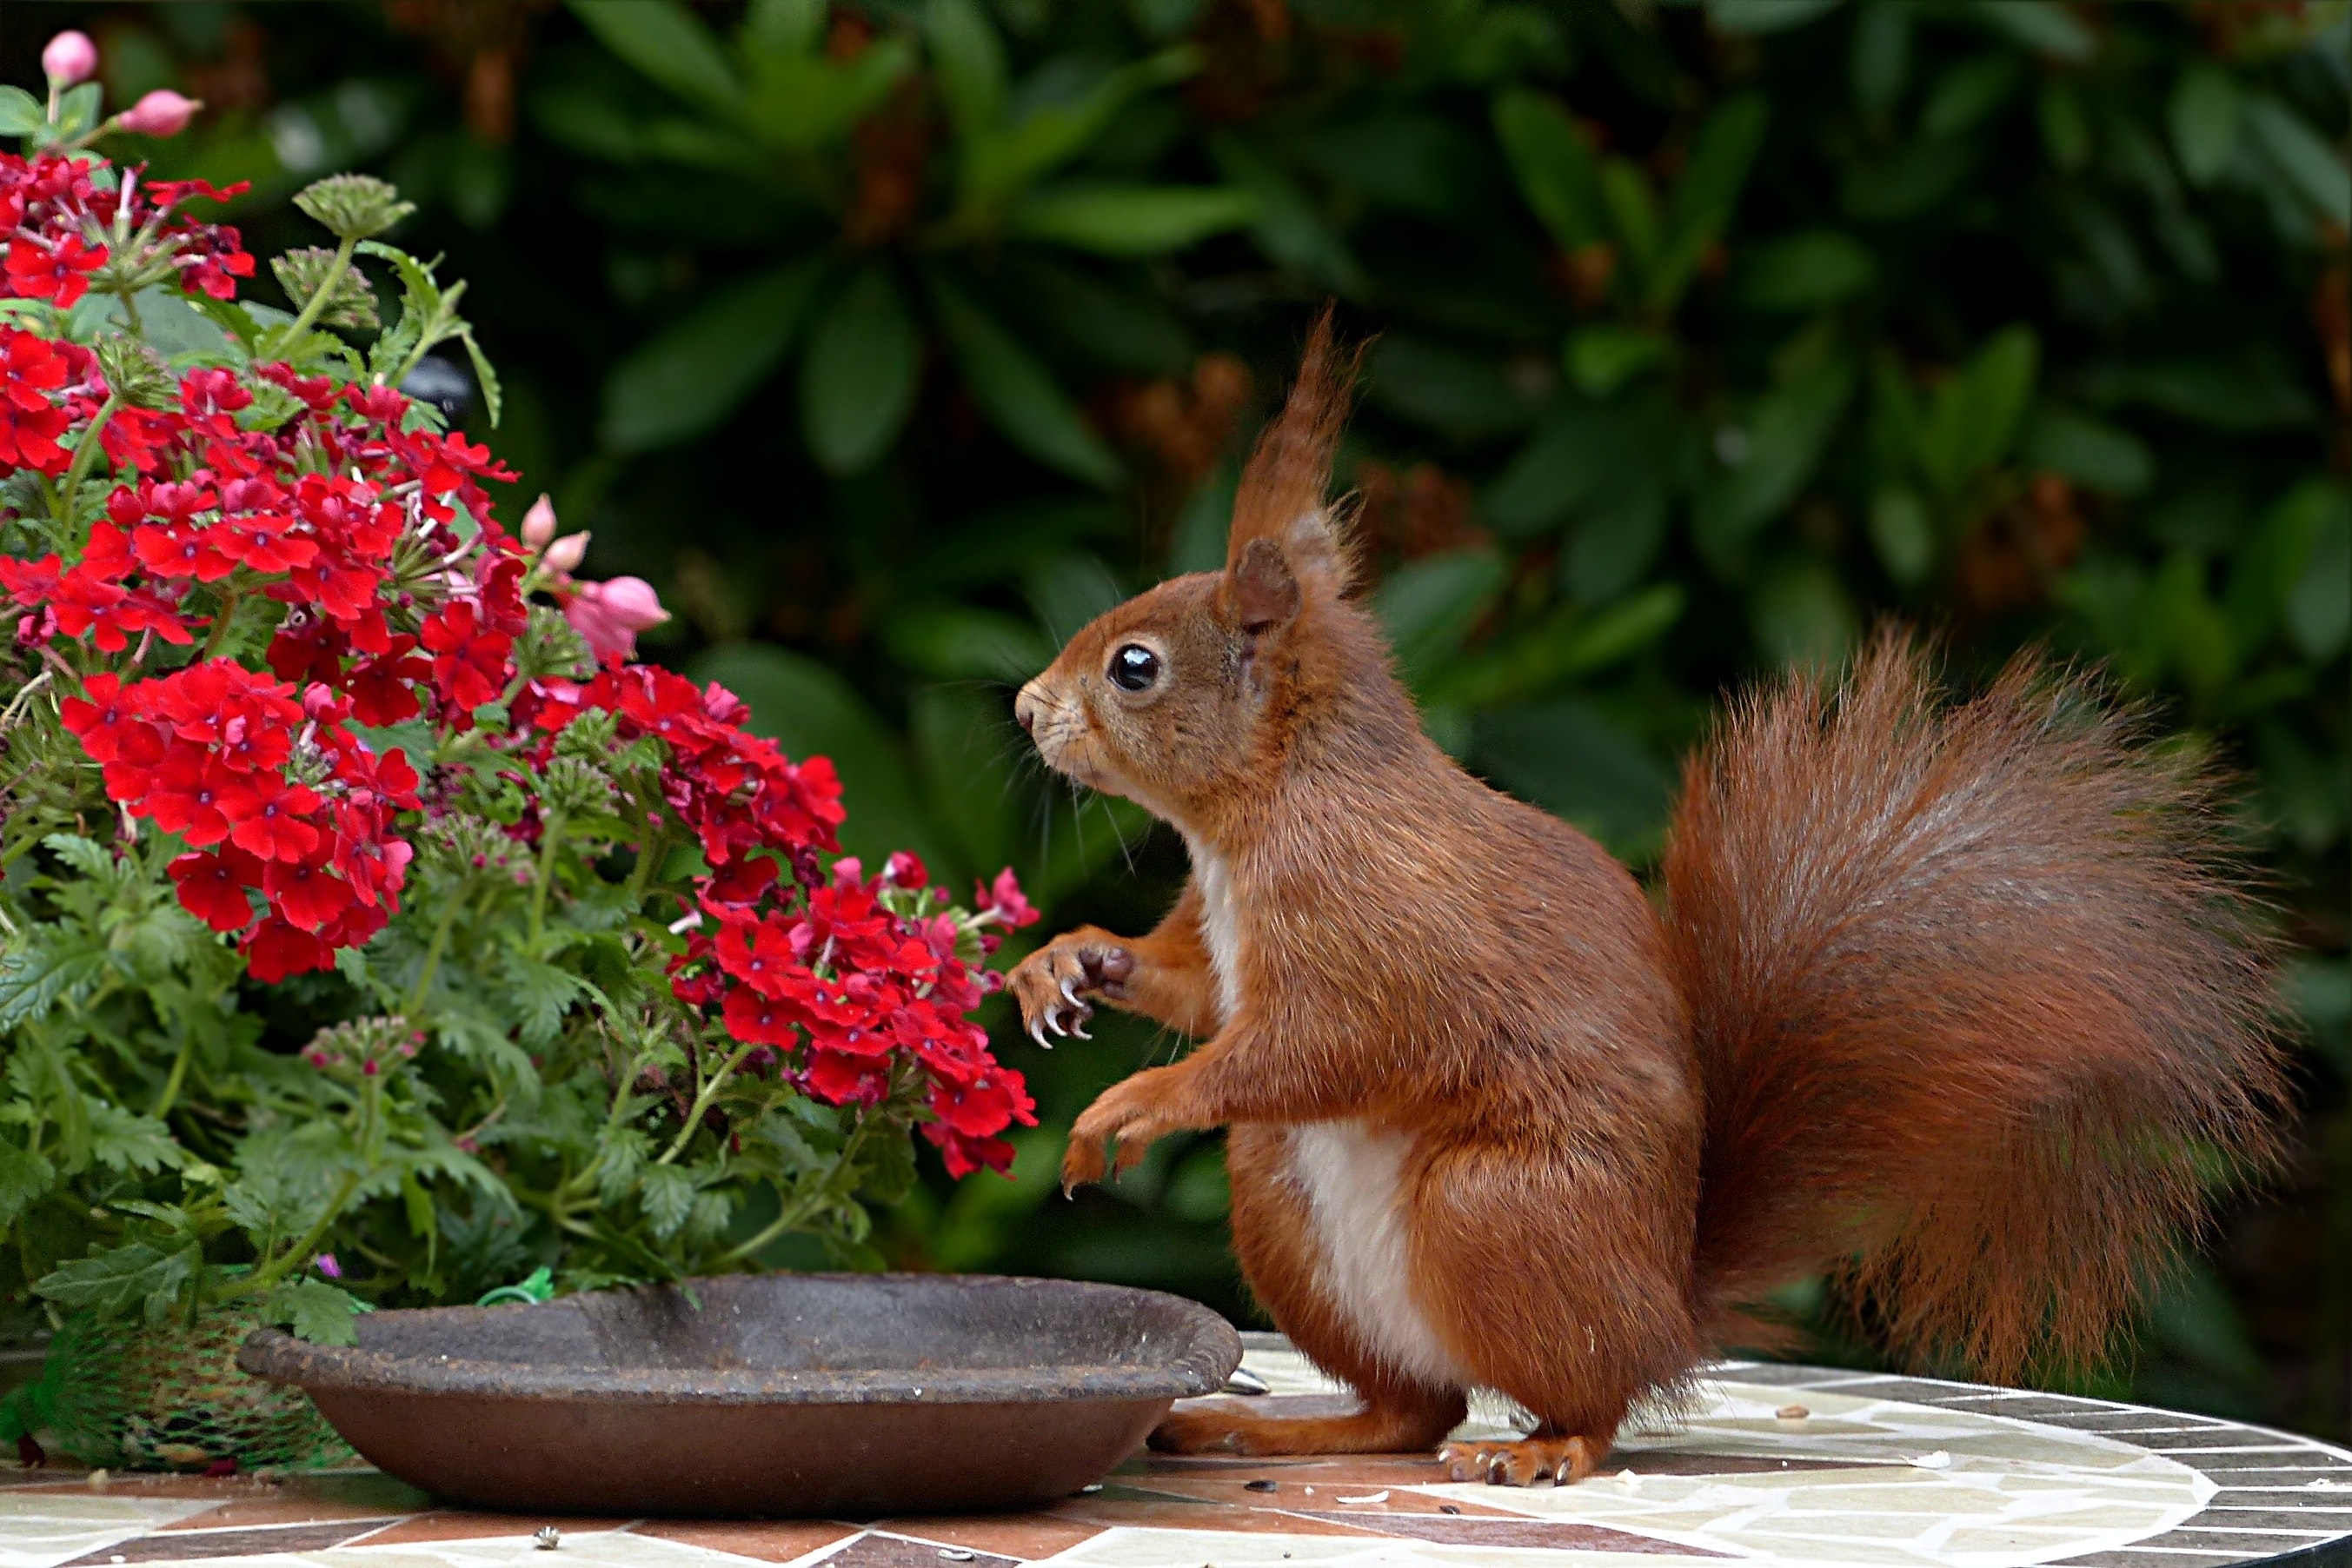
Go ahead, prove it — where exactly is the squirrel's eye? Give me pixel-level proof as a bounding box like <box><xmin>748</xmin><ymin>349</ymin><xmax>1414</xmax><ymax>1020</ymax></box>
<box><xmin>1108</xmin><ymin>643</ymin><xmax>1160</xmax><ymax>693</ymax></box>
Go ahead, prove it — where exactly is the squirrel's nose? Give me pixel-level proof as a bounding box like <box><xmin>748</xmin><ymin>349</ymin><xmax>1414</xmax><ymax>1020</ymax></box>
<box><xmin>1013</xmin><ymin>683</ymin><xmax>1041</xmax><ymax>737</ymax></box>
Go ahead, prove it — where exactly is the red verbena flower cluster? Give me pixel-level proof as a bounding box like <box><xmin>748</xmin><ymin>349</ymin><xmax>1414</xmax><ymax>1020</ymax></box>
<box><xmin>1</xmin><ymin>145</ymin><xmax>1039</xmax><ymax>1175</ymax></box>
<box><xmin>0</xmin><ymin>150</ymin><xmax>253</xmax><ymax>309</ymax></box>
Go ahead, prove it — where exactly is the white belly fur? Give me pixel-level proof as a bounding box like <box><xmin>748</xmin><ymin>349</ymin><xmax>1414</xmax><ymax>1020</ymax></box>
<box><xmin>1184</xmin><ymin>841</ymin><xmax>1467</xmax><ymax>1391</ymax></box>
<box><xmin>1286</xmin><ymin>1121</ymin><xmax>1469</xmax><ymax>1390</ymax></box>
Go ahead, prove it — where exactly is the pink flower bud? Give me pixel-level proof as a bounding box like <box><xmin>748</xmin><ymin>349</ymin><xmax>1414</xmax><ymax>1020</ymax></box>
<box><xmin>561</xmin><ymin>575</ymin><xmax>670</xmax><ymax>660</ymax></box>
<box><xmin>118</xmin><ymin>90</ymin><xmax>199</xmax><ymax>138</ymax></box>
<box><xmin>832</xmin><ymin>856</ymin><xmax>864</xmax><ymax>888</ymax></box>
<box><xmin>314</xmin><ymin>1252</ymin><xmax>342</xmax><ymax>1279</ymax></box>
<box><xmin>542</xmin><ymin>530</ymin><xmax>590</xmax><ymax>575</ymax></box>
<box><xmin>520</xmin><ymin>494</ymin><xmax>558</xmax><ymax>550</ymax></box>
<box><xmin>885</xmin><ymin>851</ymin><xmax>927</xmax><ymax>889</ymax></box>
<box><xmin>42</xmin><ymin>31</ymin><xmax>97</xmax><ymax>88</ymax></box>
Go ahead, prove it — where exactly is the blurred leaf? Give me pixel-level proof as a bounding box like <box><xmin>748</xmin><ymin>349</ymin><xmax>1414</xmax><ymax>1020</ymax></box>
<box><xmin>1849</xmin><ymin>4</ymin><xmax>1911</xmax><ymax>118</ymax></box>
<box><xmin>1704</xmin><ymin>0</ymin><xmax>1844</xmax><ymax>36</ymax></box>
<box><xmin>2169</xmin><ymin>65</ymin><xmax>2242</xmax><ymax>188</ymax></box>
<box><xmin>741</xmin><ymin>37</ymin><xmax>917</xmax><ymax>152</ymax></box>
<box><xmin>1168</xmin><ymin>462</ymin><xmax>1238</xmax><ymax>576</ymax></box>
<box><xmin>1007</xmin><ymin>183</ymin><xmax>1256</xmax><ymax>256</ymax></box>
<box><xmin>2139</xmin><ymin>552</ymin><xmax>2236</xmax><ymax>696</ymax></box>
<box><xmin>1599</xmin><ymin>157</ymin><xmax>1661</xmax><ymax>273</ymax></box>
<box><xmin>2286</xmin><ymin>485</ymin><xmax>2351</xmax><ymax>662</ymax></box>
<box><xmin>1492</xmin><ymin>88</ymin><xmax>1609</xmax><ymax>250</ymax></box>
<box><xmin>2079</xmin><ymin>354</ymin><xmax>2318</xmax><ymax>432</ymax></box>
<box><xmin>1735</xmin><ymin>229</ymin><xmax>1875</xmax><ymax>312</ymax></box>
<box><xmin>2225</xmin><ymin>480</ymin><xmax>2334</xmax><ymax>656</ymax></box>
<box><xmin>1651</xmin><ymin>92</ymin><xmax>1768</xmax><ymax>309</ymax></box>
<box><xmin>1869</xmin><ymin>487</ymin><xmax>1934</xmax><ymax>586</ymax></box>
<box><xmin>2286</xmin><ymin>957</ymin><xmax>2349</xmax><ymax>1080</ymax></box>
<box><xmin>1565</xmin><ymin>326</ymin><xmax>1667</xmax><ymax>397</ymax></box>
<box><xmin>688</xmin><ymin>644</ymin><xmax>948</xmax><ymax>873</ymax></box>
<box><xmin>600</xmin><ymin>256</ymin><xmax>828</xmax><ymax>452</ymax></box>
<box><xmin>2240</xmin><ymin>93</ymin><xmax>2352</xmax><ymax>229</ymax></box>
<box><xmin>1916</xmin><ymin>325</ymin><xmax>2037</xmax><ymax>498</ymax></box>
<box><xmin>0</xmin><ymin>88</ymin><xmax>43</xmax><ymax>138</ymax></box>
<box><xmin>1471</xmin><ymin>701</ymin><xmax>1670</xmax><ymax>853</ymax></box>
<box><xmin>2022</xmin><ymin>403</ymin><xmax>2152</xmax><ymax>495</ymax></box>
<box><xmin>928</xmin><ymin>274</ymin><xmax>1121</xmax><ymax>486</ymax></box>
<box><xmin>1563</xmin><ymin>478</ymin><xmax>1670</xmax><ymax>606</ymax></box>
<box><xmin>1024</xmin><ymin>553</ymin><xmax>1127</xmax><ymax>641</ymax></box>
<box><xmin>910</xmin><ymin>684</ymin><xmax>1019</xmax><ymax>886</ymax></box>
<box><xmin>1968</xmin><ymin>0</ymin><xmax>2095</xmax><ymax>63</ymax></box>
<box><xmin>994</xmin><ymin>256</ymin><xmax>1193</xmax><ymax>374</ymax></box>
<box><xmin>1375</xmin><ymin>548</ymin><xmax>1506</xmax><ymax>687</ymax></box>
<box><xmin>1695</xmin><ymin>357</ymin><xmax>1857</xmax><ymax>555</ymax></box>
<box><xmin>1206</xmin><ymin>133</ymin><xmax>1366</xmax><ymax>295</ymax></box>
<box><xmin>1484</xmin><ymin>396</ymin><xmax>1636</xmax><ymax>538</ymax></box>
<box><xmin>1922</xmin><ymin>53</ymin><xmax>2022</xmax><ymax>140</ymax></box>
<box><xmin>885</xmin><ymin>605</ymin><xmax>1054</xmax><ymax>683</ymax></box>
<box><xmin>1750</xmin><ymin>557</ymin><xmax>1857</xmax><ymax>668</ymax></box>
<box><xmin>2036</xmin><ymin>76</ymin><xmax>2091</xmax><ymax>173</ymax></box>
<box><xmin>1841</xmin><ymin>139</ymin><xmax>1977</xmax><ymax>222</ymax></box>
<box><xmin>568</xmin><ymin>0</ymin><xmax>742</xmax><ymax>113</ymax></box>
<box><xmin>800</xmin><ymin>264</ymin><xmax>921</xmax><ymax>475</ymax></box>
<box><xmin>955</xmin><ymin>48</ymin><xmax>1197</xmax><ymax>215</ymax></box>
<box><xmin>1370</xmin><ymin>336</ymin><xmax>1544</xmax><ymax>439</ymax></box>
<box><xmin>925</xmin><ymin>0</ymin><xmax>1007</xmax><ymax>137</ymax></box>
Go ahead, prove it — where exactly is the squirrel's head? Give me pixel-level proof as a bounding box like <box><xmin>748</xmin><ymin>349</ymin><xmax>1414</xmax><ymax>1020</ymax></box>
<box><xmin>1016</xmin><ymin>310</ymin><xmax>1406</xmax><ymax>839</ymax></box>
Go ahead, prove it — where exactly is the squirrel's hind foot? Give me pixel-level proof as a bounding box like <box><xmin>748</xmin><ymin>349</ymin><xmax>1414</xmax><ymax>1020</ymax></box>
<box><xmin>1438</xmin><ymin>1432</ymin><xmax>1607</xmax><ymax>1486</ymax></box>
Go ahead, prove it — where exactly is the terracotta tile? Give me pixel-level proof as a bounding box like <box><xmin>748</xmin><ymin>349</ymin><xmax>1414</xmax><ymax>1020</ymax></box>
<box><xmin>1122</xmin><ymin>1476</ymin><xmax>1518</xmax><ymax>1518</ymax></box>
<box><xmin>1045</xmin><ymin>1494</ymin><xmax>1379</xmax><ymax>1538</ymax></box>
<box><xmin>631</xmin><ymin>1518</ymin><xmax>861</xmax><ymax>1564</ymax></box>
<box><xmin>358</xmin><ymin>1507</ymin><xmax>635</xmax><ymax>1545</ymax></box>
<box><xmin>157</xmin><ymin>1486</ymin><xmax>418</xmax><ymax>1531</ymax></box>
<box><xmin>814</xmin><ymin>1531</ymin><xmax>1020</xmax><ymax>1568</ymax></box>
<box><xmin>56</xmin><ymin>1518</ymin><xmax>398</xmax><ymax>1561</ymax></box>
<box><xmin>866</xmin><ymin>1515</ymin><xmax>1104</xmax><ymax>1558</ymax></box>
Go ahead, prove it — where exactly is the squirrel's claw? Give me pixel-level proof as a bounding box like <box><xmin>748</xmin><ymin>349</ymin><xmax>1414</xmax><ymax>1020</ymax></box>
<box><xmin>1027</xmin><ymin>1014</ymin><xmax>1053</xmax><ymax>1051</ymax></box>
<box><xmin>1060</xmin><ymin>978</ymin><xmax>1094</xmax><ymax>1039</ymax></box>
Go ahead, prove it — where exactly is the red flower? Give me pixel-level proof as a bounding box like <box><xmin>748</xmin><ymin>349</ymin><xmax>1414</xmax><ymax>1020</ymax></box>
<box><xmin>419</xmin><ymin>600</ymin><xmax>510</xmax><ymax>715</ymax></box>
<box><xmin>4</xmin><ymin>234</ymin><xmax>104</xmax><ymax>307</ymax></box>
<box><xmin>263</xmin><ymin>854</ymin><xmax>354</xmax><ymax>932</ymax></box>
<box><xmin>169</xmin><ymin>851</ymin><xmax>256</xmax><ymax>933</ymax></box>
<box><xmin>243</xmin><ymin>916</ymin><xmax>330</xmax><ymax>983</ymax></box>
<box><xmin>714</xmin><ymin>915</ymin><xmax>799</xmax><ymax>998</ymax></box>
<box><xmin>0</xmin><ymin>328</ymin><xmax>73</xmax><ymax>474</ymax></box>
<box><xmin>140</xmin><ymin>747</ymin><xmax>233</xmax><ymax>847</ymax></box>
<box><xmin>722</xmin><ymin>985</ymin><xmax>801</xmax><ymax>1046</ymax></box>
<box><xmin>220</xmin><ymin>775</ymin><xmax>322</xmax><ymax>863</ymax></box>
<box><xmin>58</xmin><ymin>674</ymin><xmax>159</xmax><ymax>766</ymax></box>
<box><xmin>974</xmin><ymin>867</ymin><xmax>1040</xmax><ymax>929</ymax></box>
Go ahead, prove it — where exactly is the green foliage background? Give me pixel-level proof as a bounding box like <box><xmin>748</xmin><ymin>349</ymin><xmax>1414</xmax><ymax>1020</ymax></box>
<box><xmin>15</xmin><ymin>0</ymin><xmax>2343</xmax><ymax>1438</ymax></box>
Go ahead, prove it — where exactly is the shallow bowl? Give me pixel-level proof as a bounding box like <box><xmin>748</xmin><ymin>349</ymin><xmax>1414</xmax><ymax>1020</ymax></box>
<box><xmin>238</xmin><ymin>1272</ymin><xmax>1240</xmax><ymax>1517</ymax></box>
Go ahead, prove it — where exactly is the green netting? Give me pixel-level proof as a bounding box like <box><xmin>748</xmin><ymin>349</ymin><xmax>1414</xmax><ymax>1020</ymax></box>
<box><xmin>0</xmin><ymin>1307</ymin><xmax>351</xmax><ymax>1472</ymax></box>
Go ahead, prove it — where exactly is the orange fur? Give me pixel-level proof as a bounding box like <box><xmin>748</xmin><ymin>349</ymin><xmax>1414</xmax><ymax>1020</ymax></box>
<box><xmin>1008</xmin><ymin>320</ymin><xmax>2284</xmax><ymax>1482</ymax></box>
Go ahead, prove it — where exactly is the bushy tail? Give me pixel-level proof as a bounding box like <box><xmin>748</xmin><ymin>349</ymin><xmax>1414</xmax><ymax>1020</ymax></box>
<box><xmin>1666</xmin><ymin>629</ymin><xmax>2285</xmax><ymax>1382</ymax></box>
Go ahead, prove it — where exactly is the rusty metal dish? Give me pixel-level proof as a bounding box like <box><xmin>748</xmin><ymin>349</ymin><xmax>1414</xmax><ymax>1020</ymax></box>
<box><xmin>238</xmin><ymin>1272</ymin><xmax>1241</xmax><ymax>1518</ymax></box>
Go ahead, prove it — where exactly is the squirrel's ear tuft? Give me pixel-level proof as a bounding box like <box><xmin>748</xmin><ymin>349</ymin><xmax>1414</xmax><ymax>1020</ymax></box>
<box><xmin>1226</xmin><ymin>304</ymin><xmax>1362</xmax><ymax>597</ymax></box>
<box><xmin>1223</xmin><ymin>537</ymin><xmax>1301</xmax><ymax>635</ymax></box>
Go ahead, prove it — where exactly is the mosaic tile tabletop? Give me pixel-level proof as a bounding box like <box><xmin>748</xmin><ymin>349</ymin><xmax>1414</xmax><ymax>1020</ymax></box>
<box><xmin>1</xmin><ymin>1335</ymin><xmax>2346</xmax><ymax>1568</ymax></box>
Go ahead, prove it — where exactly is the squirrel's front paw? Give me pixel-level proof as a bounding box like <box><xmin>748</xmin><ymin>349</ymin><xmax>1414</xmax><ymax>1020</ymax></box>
<box><xmin>1062</xmin><ymin>1069</ymin><xmax>1177</xmax><ymax>1193</ymax></box>
<box><xmin>1009</xmin><ymin>930</ymin><xmax>1135</xmax><ymax>1047</ymax></box>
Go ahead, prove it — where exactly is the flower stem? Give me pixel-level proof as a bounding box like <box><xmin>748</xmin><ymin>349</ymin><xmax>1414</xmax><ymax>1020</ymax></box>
<box><xmin>406</xmin><ymin>883</ymin><xmax>468</xmax><ymax>1020</ymax></box>
<box><xmin>55</xmin><ymin>393</ymin><xmax>119</xmax><ymax>523</ymax></box>
<box><xmin>149</xmin><ymin>1029</ymin><xmax>196</xmax><ymax>1120</ymax></box>
<box><xmin>526</xmin><ymin>811</ymin><xmax>566</xmax><ymax>950</ymax></box>
<box><xmin>656</xmin><ymin>1041</ymin><xmax>756</xmax><ymax>1166</ymax></box>
<box><xmin>714</xmin><ymin>1115</ymin><xmax>875</xmax><ymax>1267</ymax></box>
<box><xmin>245</xmin><ymin>1171</ymin><xmax>358</xmax><ymax>1292</ymax></box>
<box><xmin>265</xmin><ymin>234</ymin><xmax>358</xmax><ymax>356</ymax></box>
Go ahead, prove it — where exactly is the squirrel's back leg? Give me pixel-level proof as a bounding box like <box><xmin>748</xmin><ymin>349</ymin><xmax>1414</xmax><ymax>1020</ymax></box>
<box><xmin>1412</xmin><ymin>1133</ymin><xmax>1704</xmax><ymax>1484</ymax></box>
<box><xmin>1150</xmin><ymin>1123</ymin><xmax>1466</xmax><ymax>1457</ymax></box>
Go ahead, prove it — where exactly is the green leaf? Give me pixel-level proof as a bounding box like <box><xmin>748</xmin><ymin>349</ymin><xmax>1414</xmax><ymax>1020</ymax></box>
<box><xmin>1482</xmin><ymin>397</ymin><xmax>1633</xmax><ymax>539</ymax></box>
<box><xmin>800</xmin><ymin>264</ymin><xmax>922</xmax><ymax>475</ymax></box>
<box><xmin>1917</xmin><ymin>326</ymin><xmax>2038</xmax><ymax>498</ymax></box>
<box><xmin>1206</xmin><ymin>133</ymin><xmax>1365</xmax><ymax>295</ymax></box>
<box><xmin>1565</xmin><ymin>327</ymin><xmax>1668</xmax><ymax>397</ymax></box>
<box><xmin>602</xmin><ymin>256</ymin><xmax>830</xmax><ymax>452</ymax></box>
<box><xmin>1921</xmin><ymin>53</ymin><xmax>2022</xmax><ymax>141</ymax></box>
<box><xmin>1374</xmin><ymin>548</ymin><xmax>1506</xmax><ymax>688</ymax></box>
<box><xmin>266</xmin><ymin>1279</ymin><xmax>366</xmax><ymax>1346</ymax></box>
<box><xmin>1968</xmin><ymin>0</ymin><xmax>2094</xmax><ymax>62</ymax></box>
<box><xmin>1654</xmin><ymin>92</ymin><xmax>1769</xmax><ymax>307</ymax></box>
<box><xmin>1736</xmin><ymin>229</ymin><xmax>1875</xmax><ymax>312</ymax></box>
<box><xmin>1749</xmin><ymin>557</ymin><xmax>1858</xmax><ymax>668</ymax></box>
<box><xmin>687</xmin><ymin>643</ymin><xmax>950</xmax><ymax>873</ymax></box>
<box><xmin>502</xmin><ymin>953</ymin><xmax>585</xmax><ymax>1047</ymax></box>
<box><xmin>927</xmin><ymin>274</ymin><xmax>1120</xmax><ymax>486</ymax></box>
<box><xmin>1850</xmin><ymin>4</ymin><xmax>1910</xmax><ymax>118</ymax></box>
<box><xmin>34</xmin><ymin>1242</ymin><xmax>197</xmax><ymax>1319</ymax></box>
<box><xmin>2022</xmin><ymin>404</ymin><xmax>2151</xmax><ymax>495</ymax></box>
<box><xmin>1492</xmin><ymin>88</ymin><xmax>1609</xmax><ymax>251</ymax></box>
<box><xmin>1472</xmin><ymin>701</ymin><xmax>1671</xmax><ymax>854</ymax></box>
<box><xmin>2287</xmin><ymin>487</ymin><xmax>2351</xmax><ymax>663</ymax></box>
<box><xmin>926</xmin><ymin>0</ymin><xmax>1007</xmax><ymax>138</ymax></box>
<box><xmin>1704</xmin><ymin>0</ymin><xmax>1844</xmax><ymax>35</ymax></box>
<box><xmin>88</xmin><ymin>1104</ymin><xmax>184</xmax><ymax>1175</ymax></box>
<box><xmin>2242</xmin><ymin>93</ymin><xmax>2352</xmax><ymax>229</ymax></box>
<box><xmin>1869</xmin><ymin>487</ymin><xmax>1934</xmax><ymax>586</ymax></box>
<box><xmin>0</xmin><ymin>1141</ymin><xmax>55</xmax><ymax>1231</ymax></box>
<box><xmin>1370</xmin><ymin>335</ymin><xmax>1545</xmax><ymax>440</ymax></box>
<box><xmin>1007</xmin><ymin>184</ymin><xmax>1257</xmax><ymax>256</ymax></box>
<box><xmin>2169</xmin><ymin>65</ymin><xmax>2241</xmax><ymax>188</ymax></box>
<box><xmin>883</xmin><ymin>605</ymin><xmax>1054</xmax><ymax>683</ymax></box>
<box><xmin>1693</xmin><ymin>357</ymin><xmax>1857</xmax><ymax>554</ymax></box>
<box><xmin>0</xmin><ymin>933</ymin><xmax>115</xmax><ymax>1030</ymax></box>
<box><xmin>638</xmin><ymin>1164</ymin><xmax>694</xmax><ymax>1239</ymax></box>
<box><xmin>568</xmin><ymin>0</ymin><xmax>742</xmax><ymax>113</ymax></box>
<box><xmin>0</xmin><ymin>87</ymin><xmax>45</xmax><ymax>137</ymax></box>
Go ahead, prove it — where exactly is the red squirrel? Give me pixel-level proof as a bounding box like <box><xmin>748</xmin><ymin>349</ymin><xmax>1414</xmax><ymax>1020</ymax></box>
<box><xmin>1007</xmin><ymin>313</ymin><xmax>2284</xmax><ymax>1486</ymax></box>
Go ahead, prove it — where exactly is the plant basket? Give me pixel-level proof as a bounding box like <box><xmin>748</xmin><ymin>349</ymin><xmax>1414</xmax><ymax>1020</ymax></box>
<box><xmin>4</xmin><ymin>1307</ymin><xmax>352</xmax><ymax>1472</ymax></box>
